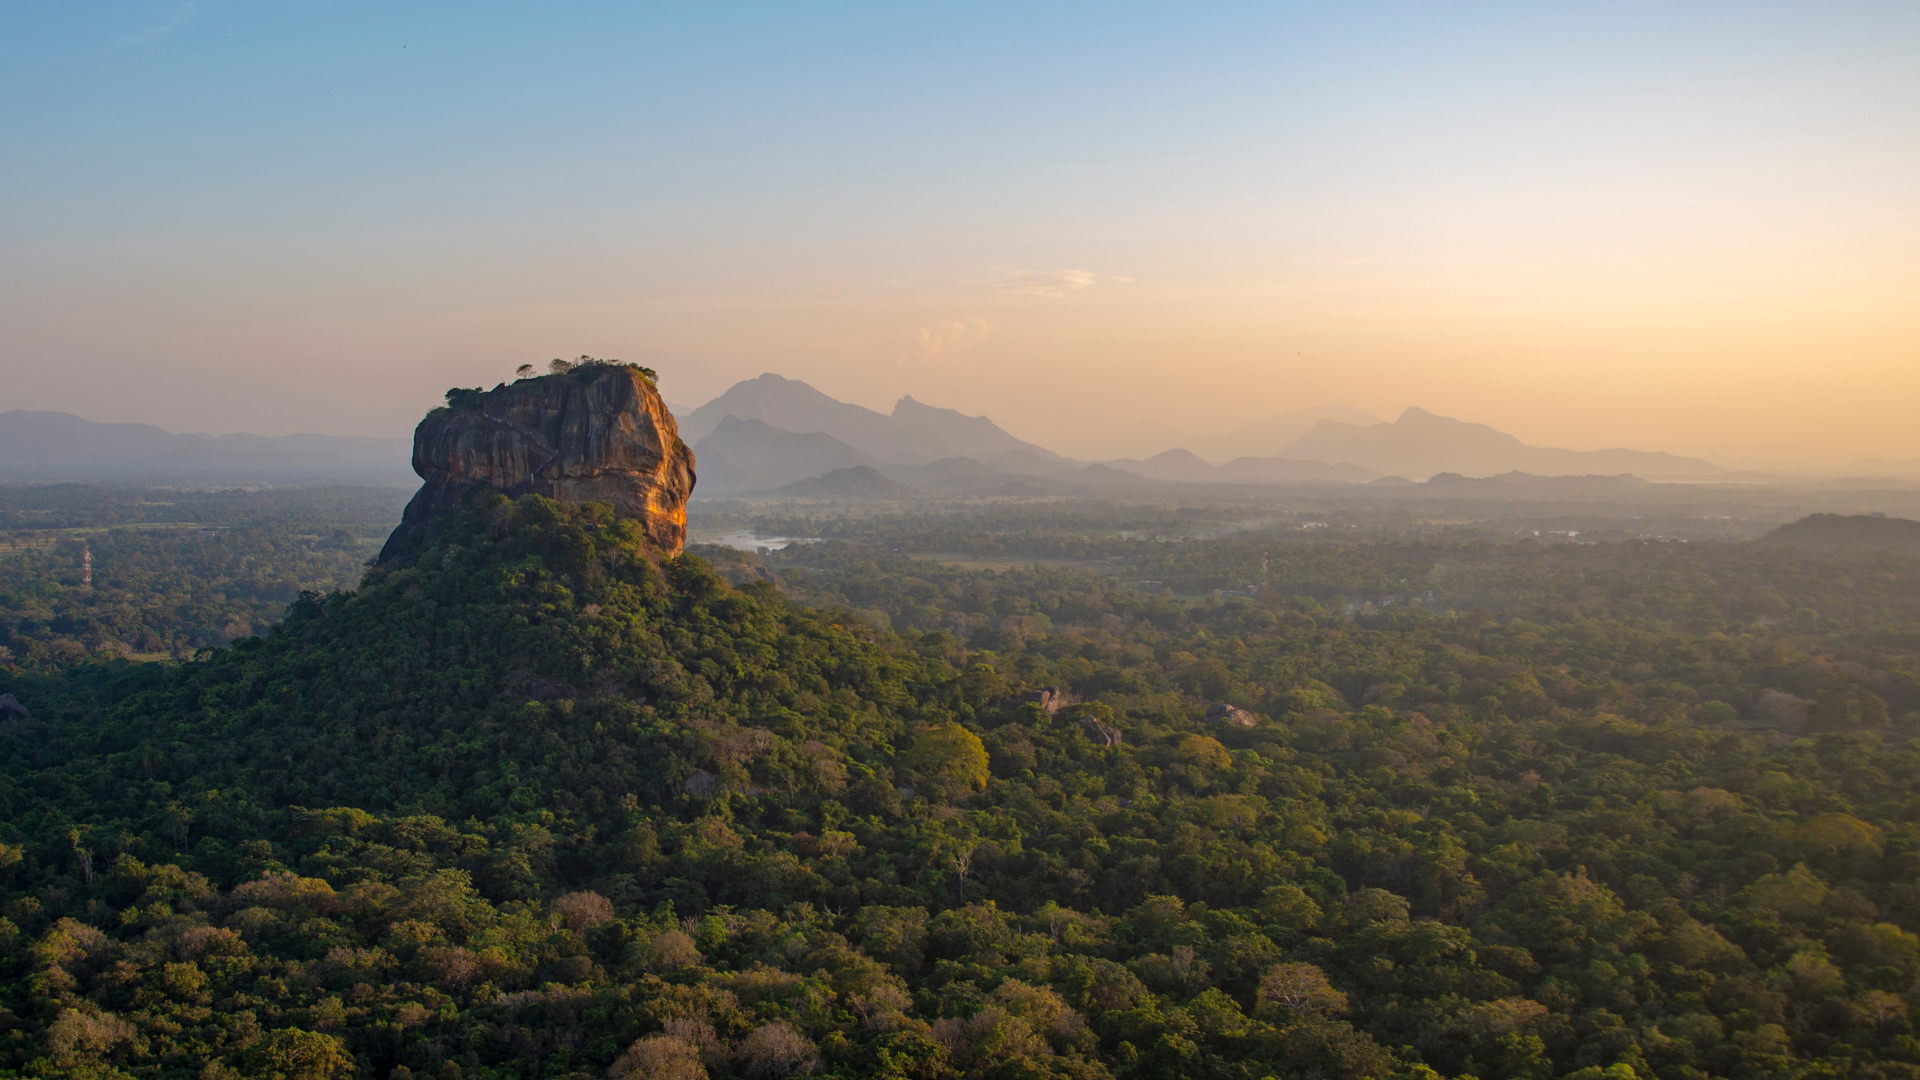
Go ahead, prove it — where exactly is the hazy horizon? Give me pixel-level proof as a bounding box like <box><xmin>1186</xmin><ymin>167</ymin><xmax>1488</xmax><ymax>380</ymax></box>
<box><xmin>4</xmin><ymin>2</ymin><xmax>1917</xmax><ymax>464</ymax></box>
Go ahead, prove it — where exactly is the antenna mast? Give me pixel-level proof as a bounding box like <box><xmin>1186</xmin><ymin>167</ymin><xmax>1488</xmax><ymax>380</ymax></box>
<box><xmin>83</xmin><ymin>544</ymin><xmax>92</xmax><ymax>589</ymax></box>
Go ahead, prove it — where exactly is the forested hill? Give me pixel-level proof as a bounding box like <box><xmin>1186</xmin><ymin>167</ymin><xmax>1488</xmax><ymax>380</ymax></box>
<box><xmin>1765</xmin><ymin>514</ymin><xmax>1920</xmax><ymax>553</ymax></box>
<box><xmin>4</xmin><ymin>496</ymin><xmax>1920</xmax><ymax>1080</ymax></box>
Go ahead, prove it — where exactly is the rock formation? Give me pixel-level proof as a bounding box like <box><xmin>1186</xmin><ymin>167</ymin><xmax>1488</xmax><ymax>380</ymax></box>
<box><xmin>994</xmin><ymin>686</ymin><xmax>1078</xmax><ymax>715</ymax></box>
<box><xmin>379</xmin><ymin>365</ymin><xmax>695</xmax><ymax>563</ymax></box>
<box><xmin>1078</xmin><ymin>714</ymin><xmax>1123</xmax><ymax>747</ymax></box>
<box><xmin>1206</xmin><ymin>702</ymin><xmax>1258</xmax><ymax>727</ymax></box>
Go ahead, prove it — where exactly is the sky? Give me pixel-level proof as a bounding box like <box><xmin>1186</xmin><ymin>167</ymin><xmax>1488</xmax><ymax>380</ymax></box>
<box><xmin>3</xmin><ymin>1</ymin><xmax>1917</xmax><ymax>464</ymax></box>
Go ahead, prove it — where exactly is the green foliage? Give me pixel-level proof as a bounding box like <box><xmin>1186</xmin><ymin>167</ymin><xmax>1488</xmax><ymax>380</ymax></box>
<box><xmin>905</xmin><ymin>724</ymin><xmax>990</xmax><ymax>799</ymax></box>
<box><xmin>0</xmin><ymin>488</ymin><xmax>395</xmax><ymax>667</ymax></box>
<box><xmin>444</xmin><ymin>386</ymin><xmax>487</xmax><ymax>410</ymax></box>
<box><xmin>2</xmin><ymin>493</ymin><xmax>1919</xmax><ymax>1079</ymax></box>
<box><xmin>549</xmin><ymin>355</ymin><xmax>659</xmax><ymax>384</ymax></box>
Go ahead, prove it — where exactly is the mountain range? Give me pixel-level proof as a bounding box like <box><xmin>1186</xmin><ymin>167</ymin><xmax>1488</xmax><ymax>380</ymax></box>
<box><xmin>1275</xmin><ymin>407</ymin><xmax>1729</xmax><ymax>481</ymax></box>
<box><xmin>1101</xmin><ymin>448</ymin><xmax>1379</xmax><ymax>484</ymax></box>
<box><xmin>680</xmin><ymin>373</ymin><xmax>1070</xmax><ymax>468</ymax></box>
<box><xmin>1112</xmin><ymin>403</ymin><xmax>1383</xmax><ymax>462</ymax></box>
<box><xmin>19</xmin><ymin>374</ymin><xmax>1906</xmax><ymax>495</ymax></box>
<box><xmin>679</xmin><ymin>378</ymin><xmax>1740</xmax><ymax>493</ymax></box>
<box><xmin>0</xmin><ymin>410</ymin><xmax>415</xmax><ymax>482</ymax></box>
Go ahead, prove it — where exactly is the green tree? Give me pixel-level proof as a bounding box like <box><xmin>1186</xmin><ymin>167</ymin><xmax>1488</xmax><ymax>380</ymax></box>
<box><xmin>905</xmin><ymin>723</ymin><xmax>989</xmax><ymax>800</ymax></box>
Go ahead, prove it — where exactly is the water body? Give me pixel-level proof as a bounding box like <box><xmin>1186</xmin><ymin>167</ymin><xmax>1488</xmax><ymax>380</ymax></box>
<box><xmin>708</xmin><ymin>530</ymin><xmax>820</xmax><ymax>552</ymax></box>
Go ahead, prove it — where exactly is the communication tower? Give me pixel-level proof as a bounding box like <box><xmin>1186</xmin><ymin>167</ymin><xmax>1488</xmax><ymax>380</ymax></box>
<box><xmin>83</xmin><ymin>544</ymin><xmax>92</xmax><ymax>588</ymax></box>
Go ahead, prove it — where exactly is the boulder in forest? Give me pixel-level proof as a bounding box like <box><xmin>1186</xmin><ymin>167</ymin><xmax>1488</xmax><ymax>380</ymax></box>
<box><xmin>1206</xmin><ymin>702</ymin><xmax>1258</xmax><ymax>727</ymax></box>
<box><xmin>995</xmin><ymin>686</ymin><xmax>1078</xmax><ymax>714</ymax></box>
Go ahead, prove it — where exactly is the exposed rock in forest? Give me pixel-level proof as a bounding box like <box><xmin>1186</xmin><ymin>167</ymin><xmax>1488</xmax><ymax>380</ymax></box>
<box><xmin>1078</xmin><ymin>715</ymin><xmax>1123</xmax><ymax>746</ymax></box>
<box><xmin>1206</xmin><ymin>702</ymin><xmax>1258</xmax><ymax>727</ymax></box>
<box><xmin>683</xmin><ymin>770</ymin><xmax>719</xmax><ymax>799</ymax></box>
<box><xmin>379</xmin><ymin>364</ymin><xmax>695</xmax><ymax>563</ymax></box>
<box><xmin>0</xmin><ymin>693</ymin><xmax>27</xmax><ymax>719</ymax></box>
<box><xmin>996</xmin><ymin>686</ymin><xmax>1077</xmax><ymax>714</ymax></box>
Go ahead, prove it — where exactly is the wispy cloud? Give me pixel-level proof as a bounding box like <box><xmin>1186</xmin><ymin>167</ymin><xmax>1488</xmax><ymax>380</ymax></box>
<box><xmin>912</xmin><ymin>317</ymin><xmax>995</xmax><ymax>364</ymax></box>
<box><xmin>984</xmin><ymin>269</ymin><xmax>1128</xmax><ymax>298</ymax></box>
<box><xmin>121</xmin><ymin>1</ymin><xmax>197</xmax><ymax>46</ymax></box>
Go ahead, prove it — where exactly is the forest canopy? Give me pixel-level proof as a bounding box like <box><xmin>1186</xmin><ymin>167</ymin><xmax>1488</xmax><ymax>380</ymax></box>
<box><xmin>1</xmin><ymin>491</ymin><xmax>1918</xmax><ymax>1080</ymax></box>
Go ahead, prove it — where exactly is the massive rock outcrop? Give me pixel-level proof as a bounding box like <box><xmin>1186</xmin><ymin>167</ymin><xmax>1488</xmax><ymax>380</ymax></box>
<box><xmin>379</xmin><ymin>365</ymin><xmax>695</xmax><ymax>563</ymax></box>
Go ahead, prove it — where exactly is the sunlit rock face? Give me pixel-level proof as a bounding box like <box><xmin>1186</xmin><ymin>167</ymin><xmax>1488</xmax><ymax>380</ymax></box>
<box><xmin>379</xmin><ymin>366</ymin><xmax>696</xmax><ymax>563</ymax></box>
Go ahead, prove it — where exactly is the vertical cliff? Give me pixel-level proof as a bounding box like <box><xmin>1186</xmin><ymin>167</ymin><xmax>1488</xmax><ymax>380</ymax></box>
<box><xmin>378</xmin><ymin>365</ymin><xmax>696</xmax><ymax>563</ymax></box>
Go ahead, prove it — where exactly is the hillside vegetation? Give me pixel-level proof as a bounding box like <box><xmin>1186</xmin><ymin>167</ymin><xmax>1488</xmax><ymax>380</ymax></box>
<box><xmin>1763</xmin><ymin>515</ymin><xmax>1920</xmax><ymax>554</ymax></box>
<box><xmin>2</xmin><ymin>497</ymin><xmax>1920</xmax><ymax>1080</ymax></box>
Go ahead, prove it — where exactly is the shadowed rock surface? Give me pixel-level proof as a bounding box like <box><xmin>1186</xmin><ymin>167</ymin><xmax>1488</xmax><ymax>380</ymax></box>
<box><xmin>379</xmin><ymin>365</ymin><xmax>695</xmax><ymax>563</ymax></box>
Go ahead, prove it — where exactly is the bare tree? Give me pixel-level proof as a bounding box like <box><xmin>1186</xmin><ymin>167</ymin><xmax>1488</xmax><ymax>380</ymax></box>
<box><xmin>68</xmin><ymin>830</ymin><xmax>94</xmax><ymax>886</ymax></box>
<box><xmin>737</xmin><ymin>1022</ymin><xmax>818</xmax><ymax>1078</ymax></box>
<box><xmin>551</xmin><ymin>890</ymin><xmax>613</xmax><ymax>932</ymax></box>
<box><xmin>1257</xmin><ymin>962</ymin><xmax>1348</xmax><ymax>1016</ymax></box>
<box><xmin>953</xmin><ymin>846</ymin><xmax>975</xmax><ymax>894</ymax></box>
<box><xmin>609</xmin><ymin>1035</ymin><xmax>706</xmax><ymax>1080</ymax></box>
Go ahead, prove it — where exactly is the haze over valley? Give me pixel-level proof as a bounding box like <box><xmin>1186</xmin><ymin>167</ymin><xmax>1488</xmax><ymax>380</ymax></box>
<box><xmin>9</xmin><ymin>370</ymin><xmax>1916</xmax><ymax>499</ymax></box>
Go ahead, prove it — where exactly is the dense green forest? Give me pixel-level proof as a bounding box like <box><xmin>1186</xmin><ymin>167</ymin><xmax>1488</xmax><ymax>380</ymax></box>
<box><xmin>0</xmin><ymin>486</ymin><xmax>404</xmax><ymax>667</ymax></box>
<box><xmin>3</xmin><ymin>490</ymin><xmax>1920</xmax><ymax>1080</ymax></box>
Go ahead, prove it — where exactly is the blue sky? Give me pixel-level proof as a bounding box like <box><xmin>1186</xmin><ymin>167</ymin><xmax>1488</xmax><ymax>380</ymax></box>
<box><xmin>3</xmin><ymin>2</ymin><xmax>1917</xmax><ymax>460</ymax></box>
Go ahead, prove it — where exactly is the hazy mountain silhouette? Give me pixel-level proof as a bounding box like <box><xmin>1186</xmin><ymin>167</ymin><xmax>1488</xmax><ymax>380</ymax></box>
<box><xmin>1104</xmin><ymin>448</ymin><xmax>1219</xmax><ymax>483</ymax></box>
<box><xmin>875</xmin><ymin>457</ymin><xmax>1019</xmax><ymax>494</ymax></box>
<box><xmin>692</xmin><ymin>416</ymin><xmax>880</xmax><ymax>494</ymax></box>
<box><xmin>1279</xmin><ymin>407</ymin><xmax>1728</xmax><ymax>480</ymax></box>
<box><xmin>1215</xmin><ymin>456</ymin><xmax>1380</xmax><ymax>483</ymax></box>
<box><xmin>1104</xmin><ymin>404</ymin><xmax>1380</xmax><ymax>462</ymax></box>
<box><xmin>679</xmin><ymin>374</ymin><xmax>1067</xmax><ymax>467</ymax></box>
<box><xmin>0</xmin><ymin>410</ymin><xmax>413</xmax><ymax>482</ymax></box>
<box><xmin>684</xmin><ymin>446</ymin><xmax>761</xmax><ymax>495</ymax></box>
<box><xmin>1102</xmin><ymin>448</ymin><xmax>1378</xmax><ymax>484</ymax></box>
<box><xmin>774</xmin><ymin>465</ymin><xmax>918</xmax><ymax>499</ymax></box>
<box><xmin>1190</xmin><ymin>404</ymin><xmax>1382</xmax><ymax>462</ymax></box>
<box><xmin>1763</xmin><ymin>513</ymin><xmax>1920</xmax><ymax>551</ymax></box>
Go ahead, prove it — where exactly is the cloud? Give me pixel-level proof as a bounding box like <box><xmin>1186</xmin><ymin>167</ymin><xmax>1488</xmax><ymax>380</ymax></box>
<box><xmin>121</xmin><ymin>1</ymin><xmax>197</xmax><ymax>46</ymax></box>
<box><xmin>912</xmin><ymin>317</ymin><xmax>995</xmax><ymax>363</ymax></box>
<box><xmin>983</xmin><ymin>269</ymin><xmax>1105</xmax><ymax>297</ymax></box>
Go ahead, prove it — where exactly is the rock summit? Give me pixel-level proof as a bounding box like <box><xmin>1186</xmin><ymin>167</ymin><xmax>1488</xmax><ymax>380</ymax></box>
<box><xmin>379</xmin><ymin>364</ymin><xmax>696</xmax><ymax>563</ymax></box>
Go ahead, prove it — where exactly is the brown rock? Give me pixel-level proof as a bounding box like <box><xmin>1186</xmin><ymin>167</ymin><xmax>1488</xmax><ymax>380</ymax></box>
<box><xmin>0</xmin><ymin>693</ymin><xmax>27</xmax><ymax>719</ymax></box>
<box><xmin>993</xmin><ymin>686</ymin><xmax>1080</xmax><ymax>715</ymax></box>
<box><xmin>1206</xmin><ymin>702</ymin><xmax>1258</xmax><ymax>727</ymax></box>
<box><xmin>1078</xmin><ymin>715</ymin><xmax>1123</xmax><ymax>747</ymax></box>
<box><xmin>379</xmin><ymin>365</ymin><xmax>695</xmax><ymax>563</ymax></box>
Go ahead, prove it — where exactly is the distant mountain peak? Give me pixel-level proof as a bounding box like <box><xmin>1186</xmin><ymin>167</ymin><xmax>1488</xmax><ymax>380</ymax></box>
<box><xmin>0</xmin><ymin>409</ymin><xmax>413</xmax><ymax>482</ymax></box>
<box><xmin>1153</xmin><ymin>404</ymin><xmax>1383</xmax><ymax>463</ymax></box>
<box><xmin>1282</xmin><ymin>406</ymin><xmax>1724</xmax><ymax>480</ymax></box>
<box><xmin>681</xmin><ymin>375</ymin><xmax>1067</xmax><ymax>468</ymax></box>
<box><xmin>1146</xmin><ymin>448</ymin><xmax>1211</xmax><ymax>466</ymax></box>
